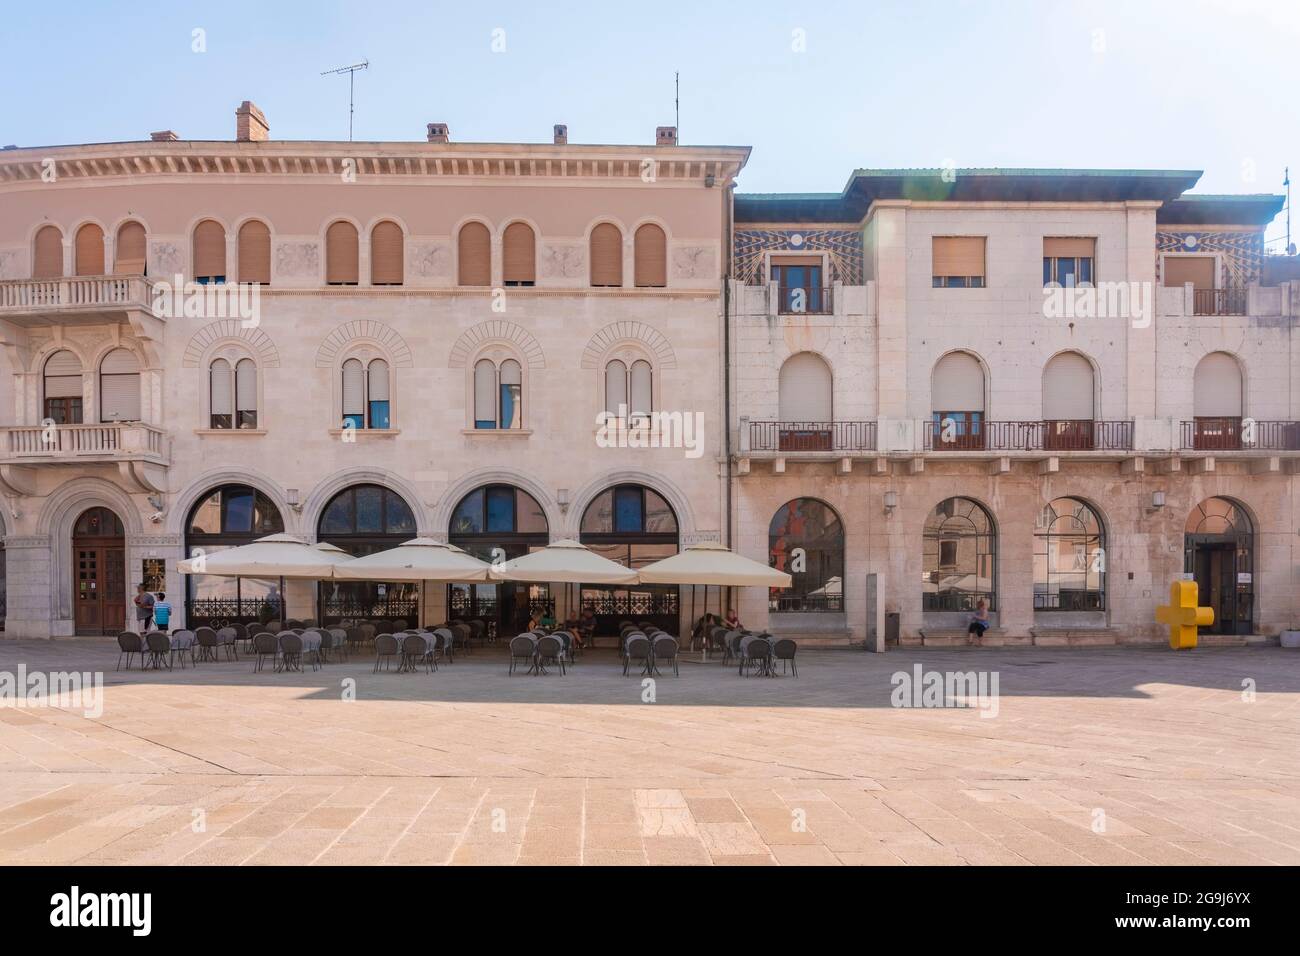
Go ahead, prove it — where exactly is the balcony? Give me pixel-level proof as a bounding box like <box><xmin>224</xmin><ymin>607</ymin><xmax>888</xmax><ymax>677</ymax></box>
<box><xmin>0</xmin><ymin>276</ymin><xmax>159</xmax><ymax>327</ymax></box>
<box><xmin>1180</xmin><ymin>418</ymin><xmax>1300</xmax><ymax>451</ymax></box>
<box><xmin>748</xmin><ymin>421</ymin><xmax>877</xmax><ymax>453</ymax></box>
<box><xmin>776</xmin><ymin>285</ymin><xmax>833</xmax><ymax>315</ymax></box>
<box><xmin>924</xmin><ymin>420</ymin><xmax>1135</xmax><ymax>452</ymax></box>
<box><xmin>1192</xmin><ymin>288</ymin><xmax>1248</xmax><ymax>316</ymax></box>
<box><xmin>0</xmin><ymin>422</ymin><xmax>169</xmax><ymax>496</ymax></box>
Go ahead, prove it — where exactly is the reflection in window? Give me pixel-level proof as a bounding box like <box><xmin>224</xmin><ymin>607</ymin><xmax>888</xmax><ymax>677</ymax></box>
<box><xmin>923</xmin><ymin>497</ymin><xmax>996</xmax><ymax>611</ymax></box>
<box><xmin>1034</xmin><ymin>498</ymin><xmax>1105</xmax><ymax>611</ymax></box>
<box><xmin>184</xmin><ymin>485</ymin><xmax>285</xmax><ymax>626</ymax></box>
<box><xmin>579</xmin><ymin>484</ymin><xmax>679</xmax><ymax>633</ymax></box>
<box><xmin>769</xmin><ymin>499</ymin><xmax>844</xmax><ymax>612</ymax></box>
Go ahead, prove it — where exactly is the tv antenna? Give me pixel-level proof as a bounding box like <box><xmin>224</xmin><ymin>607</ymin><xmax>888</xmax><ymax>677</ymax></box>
<box><xmin>675</xmin><ymin>72</ymin><xmax>680</xmax><ymax>138</ymax></box>
<box><xmin>321</xmin><ymin>60</ymin><xmax>369</xmax><ymax>141</ymax></box>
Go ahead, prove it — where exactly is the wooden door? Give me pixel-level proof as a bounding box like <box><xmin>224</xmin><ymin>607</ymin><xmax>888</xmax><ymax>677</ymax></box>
<box><xmin>75</xmin><ymin>545</ymin><xmax>126</xmax><ymax>635</ymax></box>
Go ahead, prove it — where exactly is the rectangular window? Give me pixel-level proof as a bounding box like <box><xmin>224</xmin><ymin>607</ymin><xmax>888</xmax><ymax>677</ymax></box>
<box><xmin>938</xmin><ymin>540</ymin><xmax>958</xmax><ymax>569</ymax></box>
<box><xmin>342</xmin><ymin>413</ymin><xmax>364</xmax><ymax>430</ymax></box>
<box><xmin>368</xmin><ymin>400</ymin><xmax>390</xmax><ymax>430</ymax></box>
<box><xmin>141</xmin><ymin>557</ymin><xmax>166</xmax><ymax>592</ymax></box>
<box><xmin>237</xmin><ymin>409</ymin><xmax>257</xmax><ymax>429</ymax></box>
<box><xmin>1043</xmin><ymin>238</ymin><xmax>1096</xmax><ymax>288</ymax></box>
<box><xmin>613</xmin><ymin>487</ymin><xmax>642</xmax><ymax>533</ymax></box>
<box><xmin>499</xmin><ymin>383</ymin><xmax>521</xmax><ymax>429</ymax></box>
<box><xmin>210</xmin><ymin>412</ymin><xmax>233</xmax><ymax>429</ymax></box>
<box><xmin>932</xmin><ymin>236</ymin><xmax>986</xmax><ymax>288</ymax></box>
<box><xmin>44</xmin><ymin>397</ymin><xmax>83</xmax><ymax>425</ymax></box>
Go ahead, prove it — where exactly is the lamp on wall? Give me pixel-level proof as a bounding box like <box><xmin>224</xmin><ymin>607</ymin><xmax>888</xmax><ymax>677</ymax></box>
<box><xmin>1151</xmin><ymin>491</ymin><xmax>1166</xmax><ymax>510</ymax></box>
<box><xmin>883</xmin><ymin>490</ymin><xmax>898</xmax><ymax>516</ymax></box>
<box><xmin>287</xmin><ymin>488</ymin><xmax>302</xmax><ymax>512</ymax></box>
<box><xmin>557</xmin><ymin>488</ymin><xmax>570</xmax><ymax>514</ymax></box>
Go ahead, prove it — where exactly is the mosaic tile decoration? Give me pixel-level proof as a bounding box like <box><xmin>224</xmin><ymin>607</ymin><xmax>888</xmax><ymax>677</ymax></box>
<box><xmin>735</xmin><ymin>228</ymin><xmax>863</xmax><ymax>285</ymax></box>
<box><xmin>1156</xmin><ymin>230</ymin><xmax>1265</xmax><ymax>287</ymax></box>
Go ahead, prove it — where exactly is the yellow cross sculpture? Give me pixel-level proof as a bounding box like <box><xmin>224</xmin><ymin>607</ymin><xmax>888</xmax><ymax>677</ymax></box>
<box><xmin>1155</xmin><ymin>580</ymin><xmax>1214</xmax><ymax>649</ymax></box>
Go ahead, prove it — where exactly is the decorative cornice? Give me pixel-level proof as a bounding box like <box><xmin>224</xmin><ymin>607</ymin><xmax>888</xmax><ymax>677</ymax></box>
<box><xmin>581</xmin><ymin>321</ymin><xmax>678</xmax><ymax>370</ymax></box>
<box><xmin>448</xmin><ymin>321</ymin><xmax>545</xmax><ymax>370</ymax></box>
<box><xmin>315</xmin><ymin>320</ymin><xmax>413</xmax><ymax>368</ymax></box>
<box><xmin>182</xmin><ymin>319</ymin><xmax>281</xmax><ymax>368</ymax></box>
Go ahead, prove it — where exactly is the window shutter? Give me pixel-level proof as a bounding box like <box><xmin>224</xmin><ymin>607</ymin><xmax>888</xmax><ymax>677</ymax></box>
<box><xmin>1042</xmin><ymin>352</ymin><xmax>1094</xmax><ymax>419</ymax></box>
<box><xmin>1194</xmin><ymin>352</ymin><xmax>1242</xmax><ymax>416</ymax></box>
<box><xmin>474</xmin><ymin>360</ymin><xmax>496</xmax><ymax>424</ymax></box>
<box><xmin>370</xmin><ymin>221</ymin><xmax>404</xmax><ymax>285</ymax></box>
<box><xmin>931</xmin><ymin>352</ymin><xmax>985</xmax><ymax>411</ymax></box>
<box><xmin>235</xmin><ymin>359</ymin><xmax>257</xmax><ymax>413</ymax></box>
<box><xmin>100</xmin><ymin>348</ymin><xmax>141</xmax><ymax>422</ymax></box>
<box><xmin>193</xmin><ymin>220</ymin><xmax>227</xmax><ymax>279</ymax></box>
<box><xmin>932</xmin><ymin>237</ymin><xmax>986</xmax><ymax>277</ymax></box>
<box><xmin>630</xmin><ymin>360</ymin><xmax>653</xmax><ymax>415</ymax></box>
<box><xmin>210</xmin><ymin>359</ymin><xmax>234</xmax><ymax>417</ymax></box>
<box><xmin>44</xmin><ymin>350</ymin><xmax>83</xmax><ymax>398</ymax></box>
<box><xmin>341</xmin><ymin>359</ymin><xmax>364</xmax><ymax>417</ymax></box>
<box><xmin>1043</xmin><ymin>237</ymin><xmax>1095</xmax><ymax>259</ymax></box>
<box><xmin>114</xmin><ymin>221</ymin><xmax>146</xmax><ymax>276</ymax></box>
<box><xmin>33</xmin><ymin>226</ymin><xmax>63</xmax><ymax>278</ymax></box>
<box><xmin>368</xmin><ymin>359</ymin><xmax>390</xmax><ymax>401</ymax></box>
<box><xmin>778</xmin><ymin>353</ymin><xmax>833</xmax><ymax>421</ymax></box>
<box><xmin>502</xmin><ymin>222</ymin><xmax>535</xmax><ymax>284</ymax></box>
<box><xmin>326</xmin><ymin>221</ymin><xmax>359</xmax><ymax>284</ymax></box>
<box><xmin>238</xmin><ymin>220</ymin><xmax>271</xmax><ymax>284</ymax></box>
<box><xmin>75</xmin><ymin>224</ymin><xmax>105</xmax><ymax>276</ymax></box>
<box><xmin>590</xmin><ymin>223</ymin><xmax>623</xmax><ymax>287</ymax></box>
<box><xmin>634</xmin><ymin>224</ymin><xmax>667</xmax><ymax>287</ymax></box>
<box><xmin>458</xmin><ymin>222</ymin><xmax>491</xmax><ymax>286</ymax></box>
<box><xmin>1163</xmin><ymin>256</ymin><xmax>1215</xmax><ymax>289</ymax></box>
<box><xmin>605</xmin><ymin>360</ymin><xmax>628</xmax><ymax>414</ymax></box>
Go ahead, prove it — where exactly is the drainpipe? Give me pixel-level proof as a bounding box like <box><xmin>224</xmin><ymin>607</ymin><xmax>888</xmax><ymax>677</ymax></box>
<box><xmin>723</xmin><ymin>181</ymin><xmax>735</xmax><ymax>552</ymax></box>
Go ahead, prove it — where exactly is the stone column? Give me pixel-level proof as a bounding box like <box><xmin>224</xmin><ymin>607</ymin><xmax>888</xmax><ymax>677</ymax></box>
<box><xmin>2</xmin><ymin>534</ymin><xmax>53</xmax><ymax>638</ymax></box>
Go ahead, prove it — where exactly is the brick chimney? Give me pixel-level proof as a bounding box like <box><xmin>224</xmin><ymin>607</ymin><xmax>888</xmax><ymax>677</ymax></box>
<box><xmin>553</xmin><ymin>124</ymin><xmax>568</xmax><ymax>145</ymax></box>
<box><xmin>427</xmin><ymin>123</ymin><xmax>450</xmax><ymax>144</ymax></box>
<box><xmin>150</xmin><ymin>130</ymin><xmax>179</xmax><ymax>142</ymax></box>
<box><xmin>656</xmin><ymin>126</ymin><xmax>678</xmax><ymax>146</ymax></box>
<box><xmin>235</xmin><ymin>101</ymin><xmax>269</xmax><ymax>142</ymax></box>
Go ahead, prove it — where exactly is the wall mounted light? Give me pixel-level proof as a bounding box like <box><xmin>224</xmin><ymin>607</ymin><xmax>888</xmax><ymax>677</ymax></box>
<box><xmin>557</xmin><ymin>488</ymin><xmax>570</xmax><ymax>514</ymax></box>
<box><xmin>1151</xmin><ymin>491</ymin><xmax>1166</xmax><ymax>510</ymax></box>
<box><xmin>883</xmin><ymin>490</ymin><xmax>898</xmax><ymax>515</ymax></box>
<box><xmin>287</xmin><ymin>487</ymin><xmax>301</xmax><ymax>511</ymax></box>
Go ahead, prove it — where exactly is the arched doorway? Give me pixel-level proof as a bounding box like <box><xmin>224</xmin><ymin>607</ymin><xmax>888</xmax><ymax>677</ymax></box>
<box><xmin>1185</xmin><ymin>497</ymin><xmax>1254</xmax><ymax>634</ymax></box>
<box><xmin>184</xmin><ymin>485</ymin><xmax>285</xmax><ymax>628</ymax></box>
<box><xmin>72</xmin><ymin>507</ymin><xmax>126</xmax><ymax>635</ymax></box>
<box><xmin>579</xmin><ymin>484</ymin><xmax>679</xmax><ymax>635</ymax></box>
<box><xmin>317</xmin><ymin>483</ymin><xmax>419</xmax><ymax>625</ymax></box>
<box><xmin>448</xmin><ymin>484</ymin><xmax>550</xmax><ymax>638</ymax></box>
<box><xmin>768</xmin><ymin>498</ymin><xmax>844</xmax><ymax>613</ymax></box>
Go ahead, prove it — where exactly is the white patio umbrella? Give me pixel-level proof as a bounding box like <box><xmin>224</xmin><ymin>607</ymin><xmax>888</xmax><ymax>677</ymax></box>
<box><xmin>331</xmin><ymin>538</ymin><xmax>491</xmax><ymax>582</ymax></box>
<box><xmin>487</xmin><ymin>538</ymin><xmax>638</xmax><ymax>584</ymax></box>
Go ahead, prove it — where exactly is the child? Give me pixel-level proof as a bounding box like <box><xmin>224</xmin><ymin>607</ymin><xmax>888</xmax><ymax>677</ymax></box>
<box><xmin>153</xmin><ymin>592</ymin><xmax>172</xmax><ymax>632</ymax></box>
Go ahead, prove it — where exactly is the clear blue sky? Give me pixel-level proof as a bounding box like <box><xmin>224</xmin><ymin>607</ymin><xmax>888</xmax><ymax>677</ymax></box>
<box><xmin>2</xmin><ymin>0</ymin><xmax>1294</xmax><ymax>246</ymax></box>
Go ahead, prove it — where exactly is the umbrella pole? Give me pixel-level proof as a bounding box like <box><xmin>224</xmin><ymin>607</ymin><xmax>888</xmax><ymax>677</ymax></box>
<box><xmin>279</xmin><ymin>575</ymin><xmax>286</xmax><ymax>627</ymax></box>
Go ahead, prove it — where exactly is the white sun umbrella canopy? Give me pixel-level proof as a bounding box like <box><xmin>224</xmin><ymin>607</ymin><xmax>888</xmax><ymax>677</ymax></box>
<box><xmin>333</xmin><ymin>538</ymin><xmax>492</xmax><ymax>582</ymax></box>
<box><xmin>636</xmin><ymin>542</ymin><xmax>792</xmax><ymax>588</ymax></box>
<box><xmin>177</xmin><ymin>533</ymin><xmax>355</xmax><ymax>578</ymax></box>
<box><xmin>487</xmin><ymin>538</ymin><xmax>638</xmax><ymax>584</ymax></box>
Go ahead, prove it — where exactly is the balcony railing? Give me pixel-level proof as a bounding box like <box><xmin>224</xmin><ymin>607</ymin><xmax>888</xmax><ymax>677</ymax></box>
<box><xmin>1</xmin><ymin>422</ymin><xmax>167</xmax><ymax>461</ymax></box>
<box><xmin>1181</xmin><ymin>418</ymin><xmax>1300</xmax><ymax>451</ymax></box>
<box><xmin>1193</xmin><ymin>288</ymin><xmax>1248</xmax><ymax>316</ymax></box>
<box><xmin>749</xmin><ymin>420</ymin><xmax>877</xmax><ymax>452</ymax></box>
<box><xmin>776</xmin><ymin>285</ymin><xmax>832</xmax><ymax>315</ymax></box>
<box><xmin>0</xmin><ymin>275</ymin><xmax>156</xmax><ymax>316</ymax></box>
<box><xmin>924</xmin><ymin>420</ymin><xmax>1134</xmax><ymax>452</ymax></box>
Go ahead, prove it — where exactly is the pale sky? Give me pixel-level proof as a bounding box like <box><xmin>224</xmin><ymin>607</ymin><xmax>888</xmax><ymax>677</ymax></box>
<box><xmin>2</xmin><ymin>0</ymin><xmax>1294</xmax><ymax>246</ymax></box>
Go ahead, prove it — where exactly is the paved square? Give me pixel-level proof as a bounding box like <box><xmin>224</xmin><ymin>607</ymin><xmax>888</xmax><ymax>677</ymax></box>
<box><xmin>1</xmin><ymin>639</ymin><xmax>1298</xmax><ymax>865</ymax></box>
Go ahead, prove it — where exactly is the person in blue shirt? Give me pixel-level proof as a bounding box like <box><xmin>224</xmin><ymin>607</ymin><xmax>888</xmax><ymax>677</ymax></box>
<box><xmin>153</xmin><ymin>592</ymin><xmax>172</xmax><ymax>631</ymax></box>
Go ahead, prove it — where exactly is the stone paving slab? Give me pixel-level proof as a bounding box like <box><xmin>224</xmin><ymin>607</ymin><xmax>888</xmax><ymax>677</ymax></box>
<box><xmin>1</xmin><ymin>639</ymin><xmax>1298</xmax><ymax>865</ymax></box>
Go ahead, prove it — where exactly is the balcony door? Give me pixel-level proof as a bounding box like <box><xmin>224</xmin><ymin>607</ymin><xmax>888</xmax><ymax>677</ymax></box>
<box><xmin>771</xmin><ymin>256</ymin><xmax>825</xmax><ymax>313</ymax></box>
<box><xmin>72</xmin><ymin>507</ymin><xmax>126</xmax><ymax>635</ymax></box>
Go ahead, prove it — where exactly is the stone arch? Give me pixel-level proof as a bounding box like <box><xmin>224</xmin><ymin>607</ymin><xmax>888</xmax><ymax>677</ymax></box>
<box><xmin>182</xmin><ymin>320</ymin><xmax>281</xmax><ymax>368</ymax></box>
<box><xmin>168</xmin><ymin>468</ymin><xmax>294</xmax><ymax>537</ymax></box>
<box><xmin>300</xmin><ymin>467</ymin><xmax>430</xmax><ymax>538</ymax></box>
<box><xmin>430</xmin><ymin>467</ymin><xmax>560</xmax><ymax>540</ymax></box>
<box><xmin>315</xmin><ymin>321</ymin><xmax>413</xmax><ymax>368</ymax></box>
<box><xmin>563</xmin><ymin>469</ymin><xmax>697</xmax><ymax>540</ymax></box>
<box><xmin>448</xmin><ymin>321</ymin><xmax>545</xmax><ymax>370</ymax></box>
<box><xmin>581</xmin><ymin>321</ymin><xmax>677</xmax><ymax>370</ymax></box>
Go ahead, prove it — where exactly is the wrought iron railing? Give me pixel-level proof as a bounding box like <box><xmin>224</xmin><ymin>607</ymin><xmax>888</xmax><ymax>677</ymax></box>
<box><xmin>776</xmin><ymin>285</ymin><xmax>832</xmax><ymax>314</ymax></box>
<box><xmin>1181</xmin><ymin>418</ymin><xmax>1300</xmax><ymax>451</ymax></box>
<box><xmin>185</xmin><ymin>597</ymin><xmax>281</xmax><ymax>629</ymax></box>
<box><xmin>321</xmin><ymin>599</ymin><xmax>418</xmax><ymax>626</ymax></box>
<box><xmin>924</xmin><ymin>420</ymin><xmax>1134</xmax><ymax>452</ymax></box>
<box><xmin>748</xmin><ymin>420</ymin><xmax>877</xmax><ymax>452</ymax></box>
<box><xmin>768</xmin><ymin>594</ymin><xmax>844</xmax><ymax>613</ymax></box>
<box><xmin>1193</xmin><ymin>288</ymin><xmax>1247</xmax><ymax>316</ymax></box>
<box><xmin>922</xmin><ymin>592</ymin><xmax>997</xmax><ymax>612</ymax></box>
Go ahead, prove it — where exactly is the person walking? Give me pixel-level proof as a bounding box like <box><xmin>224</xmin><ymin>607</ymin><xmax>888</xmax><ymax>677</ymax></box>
<box><xmin>134</xmin><ymin>584</ymin><xmax>156</xmax><ymax>632</ymax></box>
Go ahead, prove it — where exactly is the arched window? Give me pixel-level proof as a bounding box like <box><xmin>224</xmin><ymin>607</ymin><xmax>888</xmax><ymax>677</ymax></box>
<box><xmin>192</xmin><ymin>219</ymin><xmax>226</xmax><ymax>284</ymax></box>
<box><xmin>769</xmin><ymin>498</ymin><xmax>844</xmax><ymax>613</ymax></box>
<box><xmin>580</xmin><ymin>484</ymin><xmax>679</xmax><ymax>632</ymax></box>
<box><xmin>1192</xmin><ymin>352</ymin><xmax>1244</xmax><ymax>450</ymax></box>
<box><xmin>604</xmin><ymin>360</ymin><xmax>627</xmax><ymax>415</ymax></box>
<box><xmin>589</xmin><ymin>222</ymin><xmax>623</xmax><ymax>287</ymax></box>
<box><xmin>325</xmin><ymin>221</ymin><xmax>359</xmax><ymax>285</ymax></box>
<box><xmin>458</xmin><ymin>222</ymin><xmax>491</xmax><ymax>286</ymax></box>
<box><xmin>1042</xmin><ymin>351</ymin><xmax>1095</xmax><ymax>449</ymax></box>
<box><xmin>185</xmin><ymin>484</ymin><xmax>285</xmax><ymax>627</ymax></box>
<box><xmin>237</xmin><ymin>220</ymin><xmax>271</xmax><ymax>285</ymax></box>
<box><xmin>1184</xmin><ymin>497</ymin><xmax>1254</xmax><ymax>635</ymax></box>
<box><xmin>931</xmin><ymin>351</ymin><xmax>985</xmax><ymax>450</ymax></box>
<box><xmin>449</xmin><ymin>484</ymin><xmax>549</xmax><ymax>633</ymax></box>
<box><xmin>208</xmin><ymin>357</ymin><xmax>258</xmax><ymax>429</ymax></box>
<box><xmin>318</xmin><ymin>484</ymin><xmax>419</xmax><ymax>625</ymax></box>
<box><xmin>777</xmin><ymin>352</ymin><xmax>833</xmax><ymax>450</ymax></box>
<box><xmin>33</xmin><ymin>225</ymin><xmax>63</xmax><ymax>278</ymax></box>
<box><xmin>43</xmin><ymin>350</ymin><xmax>83</xmax><ymax>424</ymax></box>
<box><xmin>340</xmin><ymin>357</ymin><xmax>391</xmax><ymax>430</ymax></box>
<box><xmin>1034</xmin><ymin>498</ymin><xmax>1105</xmax><ymax>611</ymax></box>
<box><xmin>74</xmin><ymin>223</ymin><xmax>104</xmax><ymax>276</ymax></box>
<box><xmin>473</xmin><ymin>358</ymin><xmax>522</xmax><ymax>429</ymax></box>
<box><xmin>923</xmin><ymin>497</ymin><xmax>996</xmax><ymax>611</ymax></box>
<box><xmin>114</xmin><ymin>221</ymin><xmax>146</xmax><ymax>276</ymax></box>
<box><xmin>502</xmin><ymin>222</ymin><xmax>535</xmax><ymax>286</ymax></box>
<box><xmin>370</xmin><ymin>220</ymin><xmax>404</xmax><ymax>285</ymax></box>
<box><xmin>634</xmin><ymin>223</ymin><xmax>667</xmax><ymax>287</ymax></box>
<box><xmin>602</xmin><ymin>359</ymin><xmax>653</xmax><ymax>418</ymax></box>
<box><xmin>99</xmin><ymin>348</ymin><xmax>141</xmax><ymax>422</ymax></box>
